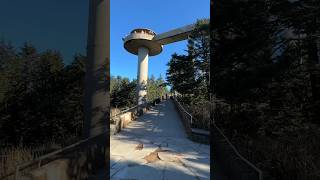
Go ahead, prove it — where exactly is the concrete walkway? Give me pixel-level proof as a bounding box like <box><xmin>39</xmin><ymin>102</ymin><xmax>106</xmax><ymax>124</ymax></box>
<box><xmin>110</xmin><ymin>100</ymin><xmax>210</xmax><ymax>180</ymax></box>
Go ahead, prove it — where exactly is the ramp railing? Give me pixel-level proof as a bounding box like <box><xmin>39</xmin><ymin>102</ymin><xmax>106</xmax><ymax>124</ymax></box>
<box><xmin>172</xmin><ymin>95</ymin><xmax>263</xmax><ymax>180</ymax></box>
<box><xmin>0</xmin><ymin>130</ymin><xmax>108</xmax><ymax>180</ymax></box>
<box><xmin>212</xmin><ymin>122</ymin><xmax>263</xmax><ymax>180</ymax></box>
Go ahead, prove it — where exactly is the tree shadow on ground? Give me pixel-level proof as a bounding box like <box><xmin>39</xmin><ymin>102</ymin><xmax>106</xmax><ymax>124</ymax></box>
<box><xmin>110</xmin><ymin>100</ymin><xmax>210</xmax><ymax>179</ymax></box>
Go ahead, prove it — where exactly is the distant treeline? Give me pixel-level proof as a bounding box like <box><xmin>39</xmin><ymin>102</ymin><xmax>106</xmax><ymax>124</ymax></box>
<box><xmin>110</xmin><ymin>75</ymin><xmax>169</xmax><ymax>109</ymax></box>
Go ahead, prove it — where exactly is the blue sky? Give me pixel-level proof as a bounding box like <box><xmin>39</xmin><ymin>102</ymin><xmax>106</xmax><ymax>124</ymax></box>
<box><xmin>111</xmin><ymin>0</ymin><xmax>210</xmax><ymax>80</ymax></box>
<box><xmin>0</xmin><ymin>0</ymin><xmax>209</xmax><ymax>80</ymax></box>
<box><xmin>0</xmin><ymin>0</ymin><xmax>88</xmax><ymax>65</ymax></box>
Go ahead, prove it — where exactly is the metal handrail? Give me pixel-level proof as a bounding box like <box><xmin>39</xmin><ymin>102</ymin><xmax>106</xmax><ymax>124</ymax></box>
<box><xmin>6</xmin><ymin>101</ymin><xmax>153</xmax><ymax>179</ymax></box>
<box><xmin>173</xmin><ymin>96</ymin><xmax>262</xmax><ymax>179</ymax></box>
<box><xmin>213</xmin><ymin>123</ymin><xmax>263</xmax><ymax>180</ymax></box>
<box><xmin>173</xmin><ymin>97</ymin><xmax>193</xmax><ymax>124</ymax></box>
<box><xmin>110</xmin><ymin>100</ymin><xmax>154</xmax><ymax>120</ymax></box>
<box><xmin>12</xmin><ymin>130</ymin><xmax>108</xmax><ymax>180</ymax></box>
<box><xmin>110</xmin><ymin>105</ymin><xmax>138</xmax><ymax>119</ymax></box>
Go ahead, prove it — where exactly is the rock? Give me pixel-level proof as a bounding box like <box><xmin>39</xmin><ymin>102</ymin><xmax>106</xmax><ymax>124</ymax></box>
<box><xmin>135</xmin><ymin>143</ymin><xmax>143</xmax><ymax>150</ymax></box>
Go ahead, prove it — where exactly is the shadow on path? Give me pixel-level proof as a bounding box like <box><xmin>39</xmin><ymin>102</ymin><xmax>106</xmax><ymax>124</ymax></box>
<box><xmin>110</xmin><ymin>100</ymin><xmax>210</xmax><ymax>180</ymax></box>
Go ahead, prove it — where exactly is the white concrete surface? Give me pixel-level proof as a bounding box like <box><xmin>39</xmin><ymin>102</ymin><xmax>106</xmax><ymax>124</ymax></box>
<box><xmin>110</xmin><ymin>100</ymin><xmax>210</xmax><ymax>180</ymax></box>
<box><xmin>154</xmin><ymin>24</ymin><xmax>196</xmax><ymax>45</ymax></box>
<box><xmin>137</xmin><ymin>47</ymin><xmax>149</xmax><ymax>106</ymax></box>
<box><xmin>123</xmin><ymin>28</ymin><xmax>162</xmax><ymax>56</ymax></box>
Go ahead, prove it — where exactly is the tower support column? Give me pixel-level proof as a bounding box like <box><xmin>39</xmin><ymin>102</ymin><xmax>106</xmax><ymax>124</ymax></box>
<box><xmin>137</xmin><ymin>47</ymin><xmax>149</xmax><ymax>107</ymax></box>
<box><xmin>84</xmin><ymin>0</ymin><xmax>109</xmax><ymax>138</ymax></box>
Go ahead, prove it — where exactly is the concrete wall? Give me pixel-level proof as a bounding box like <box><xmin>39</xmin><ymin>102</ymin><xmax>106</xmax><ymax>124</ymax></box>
<box><xmin>171</xmin><ymin>98</ymin><xmax>192</xmax><ymax>135</ymax></box>
<box><xmin>171</xmin><ymin>98</ymin><xmax>210</xmax><ymax>144</ymax></box>
<box><xmin>120</xmin><ymin>112</ymin><xmax>134</xmax><ymax>128</ymax></box>
<box><xmin>22</xmin><ymin>159</ymin><xmax>70</xmax><ymax>180</ymax></box>
<box><xmin>17</xmin><ymin>131</ymin><xmax>108</xmax><ymax>180</ymax></box>
<box><xmin>110</xmin><ymin>111</ymin><xmax>137</xmax><ymax>135</ymax></box>
<box><xmin>110</xmin><ymin>103</ymin><xmax>153</xmax><ymax>135</ymax></box>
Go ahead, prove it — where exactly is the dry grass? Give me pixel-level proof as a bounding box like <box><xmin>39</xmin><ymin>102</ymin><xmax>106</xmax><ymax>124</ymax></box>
<box><xmin>0</xmin><ymin>146</ymin><xmax>34</xmax><ymax>178</ymax></box>
<box><xmin>0</xmin><ymin>136</ymin><xmax>79</xmax><ymax>179</ymax></box>
<box><xmin>0</xmin><ymin>144</ymin><xmax>51</xmax><ymax>178</ymax></box>
<box><xmin>231</xmin><ymin>128</ymin><xmax>320</xmax><ymax>180</ymax></box>
<box><xmin>185</xmin><ymin>101</ymin><xmax>211</xmax><ymax>130</ymax></box>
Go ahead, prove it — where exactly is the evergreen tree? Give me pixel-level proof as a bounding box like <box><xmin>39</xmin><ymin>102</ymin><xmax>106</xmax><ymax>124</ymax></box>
<box><xmin>0</xmin><ymin>42</ymin><xmax>86</xmax><ymax>145</ymax></box>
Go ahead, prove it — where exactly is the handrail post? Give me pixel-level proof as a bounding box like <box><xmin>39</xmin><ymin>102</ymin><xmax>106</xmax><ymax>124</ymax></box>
<box><xmin>15</xmin><ymin>165</ymin><xmax>19</xmax><ymax>180</ymax></box>
<box><xmin>38</xmin><ymin>159</ymin><xmax>42</xmax><ymax>168</ymax></box>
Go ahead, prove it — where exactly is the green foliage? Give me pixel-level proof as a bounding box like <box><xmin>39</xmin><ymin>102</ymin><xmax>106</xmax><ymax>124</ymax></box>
<box><xmin>147</xmin><ymin>74</ymin><xmax>168</xmax><ymax>101</ymax></box>
<box><xmin>166</xmin><ymin>19</ymin><xmax>210</xmax><ymax>103</ymax></box>
<box><xmin>166</xmin><ymin>53</ymin><xmax>197</xmax><ymax>96</ymax></box>
<box><xmin>110</xmin><ymin>76</ymin><xmax>136</xmax><ymax>108</ymax></box>
<box><xmin>166</xmin><ymin>19</ymin><xmax>211</xmax><ymax>128</ymax></box>
<box><xmin>213</xmin><ymin>0</ymin><xmax>320</xmax><ymax>179</ymax></box>
<box><xmin>0</xmin><ymin>42</ymin><xmax>85</xmax><ymax>146</ymax></box>
<box><xmin>110</xmin><ymin>74</ymin><xmax>169</xmax><ymax>109</ymax></box>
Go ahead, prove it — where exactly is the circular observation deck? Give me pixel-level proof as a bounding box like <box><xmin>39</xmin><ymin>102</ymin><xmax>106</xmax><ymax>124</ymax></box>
<box><xmin>123</xmin><ymin>28</ymin><xmax>162</xmax><ymax>56</ymax></box>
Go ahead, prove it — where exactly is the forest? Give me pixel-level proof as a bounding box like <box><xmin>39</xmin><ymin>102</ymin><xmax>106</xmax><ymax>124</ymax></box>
<box><xmin>166</xmin><ymin>19</ymin><xmax>211</xmax><ymax>130</ymax></box>
<box><xmin>0</xmin><ymin>0</ymin><xmax>319</xmax><ymax>178</ymax></box>
<box><xmin>211</xmin><ymin>0</ymin><xmax>320</xmax><ymax>179</ymax></box>
<box><xmin>166</xmin><ymin>0</ymin><xmax>319</xmax><ymax>178</ymax></box>
<box><xmin>0</xmin><ymin>42</ymin><xmax>86</xmax><ymax>175</ymax></box>
<box><xmin>110</xmin><ymin>74</ymin><xmax>168</xmax><ymax>110</ymax></box>
<box><xmin>0</xmin><ymin>42</ymin><xmax>85</xmax><ymax>146</ymax></box>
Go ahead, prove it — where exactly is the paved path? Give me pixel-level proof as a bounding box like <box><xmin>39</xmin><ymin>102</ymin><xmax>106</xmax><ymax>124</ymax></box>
<box><xmin>110</xmin><ymin>100</ymin><xmax>210</xmax><ymax>180</ymax></box>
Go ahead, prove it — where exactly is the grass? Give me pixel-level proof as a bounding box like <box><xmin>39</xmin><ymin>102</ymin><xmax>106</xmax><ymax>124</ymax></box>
<box><xmin>0</xmin><ymin>145</ymin><xmax>34</xmax><ymax>178</ymax></box>
<box><xmin>0</xmin><ymin>143</ymin><xmax>56</xmax><ymax>178</ymax></box>
<box><xmin>183</xmin><ymin>101</ymin><xmax>211</xmax><ymax>130</ymax></box>
<box><xmin>0</xmin><ymin>135</ymin><xmax>82</xmax><ymax>179</ymax></box>
<box><xmin>228</xmin><ymin>127</ymin><xmax>320</xmax><ymax>180</ymax></box>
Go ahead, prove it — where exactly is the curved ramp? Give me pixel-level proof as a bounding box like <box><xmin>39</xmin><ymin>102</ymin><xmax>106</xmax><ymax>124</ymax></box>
<box><xmin>110</xmin><ymin>100</ymin><xmax>210</xmax><ymax>180</ymax></box>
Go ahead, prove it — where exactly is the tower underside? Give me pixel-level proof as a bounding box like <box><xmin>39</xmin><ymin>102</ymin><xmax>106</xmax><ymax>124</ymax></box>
<box><xmin>123</xmin><ymin>28</ymin><xmax>163</xmax><ymax>109</ymax></box>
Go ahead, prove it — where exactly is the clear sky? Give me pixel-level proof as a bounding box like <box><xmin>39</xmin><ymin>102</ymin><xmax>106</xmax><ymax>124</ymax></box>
<box><xmin>0</xmin><ymin>0</ymin><xmax>88</xmax><ymax>65</ymax></box>
<box><xmin>111</xmin><ymin>0</ymin><xmax>209</xmax><ymax>80</ymax></box>
<box><xmin>0</xmin><ymin>0</ymin><xmax>209</xmax><ymax>78</ymax></box>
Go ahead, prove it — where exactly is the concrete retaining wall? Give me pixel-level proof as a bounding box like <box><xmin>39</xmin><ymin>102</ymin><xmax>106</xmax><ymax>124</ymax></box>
<box><xmin>110</xmin><ymin>103</ymin><xmax>153</xmax><ymax>136</ymax></box>
<box><xmin>171</xmin><ymin>99</ymin><xmax>193</xmax><ymax>135</ymax></box>
<box><xmin>15</xmin><ymin>132</ymin><xmax>108</xmax><ymax>180</ymax></box>
<box><xmin>171</xmin><ymin>98</ymin><xmax>210</xmax><ymax>141</ymax></box>
<box><xmin>22</xmin><ymin>159</ymin><xmax>70</xmax><ymax>180</ymax></box>
<box><xmin>110</xmin><ymin>111</ymin><xmax>137</xmax><ymax>135</ymax></box>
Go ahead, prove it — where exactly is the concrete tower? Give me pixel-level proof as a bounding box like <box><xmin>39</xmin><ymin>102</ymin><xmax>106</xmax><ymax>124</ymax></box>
<box><xmin>124</xmin><ymin>29</ymin><xmax>163</xmax><ymax>108</ymax></box>
<box><xmin>123</xmin><ymin>24</ymin><xmax>200</xmax><ymax>108</ymax></box>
